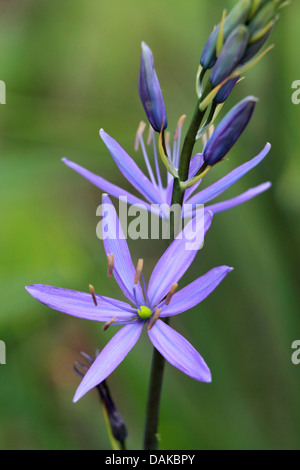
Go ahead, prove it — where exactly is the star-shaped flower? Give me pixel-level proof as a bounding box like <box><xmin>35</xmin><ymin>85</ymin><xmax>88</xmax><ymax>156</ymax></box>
<box><xmin>25</xmin><ymin>195</ymin><xmax>232</xmax><ymax>402</ymax></box>
<box><xmin>62</xmin><ymin>120</ymin><xmax>271</xmax><ymax>219</ymax></box>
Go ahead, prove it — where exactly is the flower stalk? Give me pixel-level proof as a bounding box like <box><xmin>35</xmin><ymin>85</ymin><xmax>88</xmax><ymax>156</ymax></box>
<box><xmin>143</xmin><ymin>0</ymin><xmax>287</xmax><ymax>449</ymax></box>
<box><xmin>25</xmin><ymin>0</ymin><xmax>289</xmax><ymax>453</ymax></box>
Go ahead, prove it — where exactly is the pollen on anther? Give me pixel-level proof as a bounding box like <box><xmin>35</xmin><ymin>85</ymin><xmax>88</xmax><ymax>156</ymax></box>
<box><xmin>89</xmin><ymin>284</ymin><xmax>98</xmax><ymax>306</ymax></box>
<box><xmin>102</xmin><ymin>316</ymin><xmax>116</xmax><ymax>331</ymax></box>
<box><xmin>147</xmin><ymin>308</ymin><xmax>162</xmax><ymax>330</ymax></box>
<box><xmin>134</xmin><ymin>258</ymin><xmax>144</xmax><ymax>285</ymax></box>
<box><xmin>165</xmin><ymin>283</ymin><xmax>178</xmax><ymax>306</ymax></box>
<box><xmin>107</xmin><ymin>253</ymin><xmax>114</xmax><ymax>278</ymax></box>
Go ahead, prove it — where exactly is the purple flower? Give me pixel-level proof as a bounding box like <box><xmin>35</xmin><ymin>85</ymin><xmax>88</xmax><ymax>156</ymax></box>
<box><xmin>138</xmin><ymin>42</ymin><xmax>168</xmax><ymax>132</ymax></box>
<box><xmin>25</xmin><ymin>195</ymin><xmax>232</xmax><ymax>402</ymax></box>
<box><xmin>62</xmin><ymin>116</ymin><xmax>271</xmax><ymax>218</ymax></box>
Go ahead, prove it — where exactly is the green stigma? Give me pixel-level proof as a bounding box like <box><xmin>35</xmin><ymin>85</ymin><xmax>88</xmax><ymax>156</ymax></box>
<box><xmin>137</xmin><ymin>305</ymin><xmax>152</xmax><ymax>320</ymax></box>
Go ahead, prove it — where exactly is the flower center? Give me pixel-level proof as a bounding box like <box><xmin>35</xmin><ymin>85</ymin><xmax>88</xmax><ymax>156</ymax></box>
<box><xmin>137</xmin><ymin>305</ymin><xmax>152</xmax><ymax>320</ymax></box>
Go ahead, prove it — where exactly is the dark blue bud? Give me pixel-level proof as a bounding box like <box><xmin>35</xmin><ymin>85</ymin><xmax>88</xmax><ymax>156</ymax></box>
<box><xmin>98</xmin><ymin>380</ymin><xmax>128</xmax><ymax>443</ymax></box>
<box><xmin>210</xmin><ymin>26</ymin><xmax>249</xmax><ymax>87</ymax></box>
<box><xmin>203</xmin><ymin>96</ymin><xmax>257</xmax><ymax>165</ymax></box>
<box><xmin>138</xmin><ymin>42</ymin><xmax>167</xmax><ymax>132</ymax></box>
<box><xmin>73</xmin><ymin>353</ymin><xmax>128</xmax><ymax>445</ymax></box>
<box><xmin>214</xmin><ymin>76</ymin><xmax>240</xmax><ymax>104</ymax></box>
<box><xmin>239</xmin><ymin>22</ymin><xmax>275</xmax><ymax>64</ymax></box>
<box><xmin>200</xmin><ymin>0</ymin><xmax>252</xmax><ymax>70</ymax></box>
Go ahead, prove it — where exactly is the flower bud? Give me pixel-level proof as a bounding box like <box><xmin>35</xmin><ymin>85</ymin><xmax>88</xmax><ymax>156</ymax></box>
<box><xmin>98</xmin><ymin>380</ymin><xmax>128</xmax><ymax>444</ymax></box>
<box><xmin>213</xmin><ymin>76</ymin><xmax>240</xmax><ymax>104</ymax></box>
<box><xmin>240</xmin><ymin>19</ymin><xmax>276</xmax><ymax>64</ymax></box>
<box><xmin>210</xmin><ymin>26</ymin><xmax>249</xmax><ymax>87</ymax></box>
<box><xmin>73</xmin><ymin>352</ymin><xmax>128</xmax><ymax>446</ymax></box>
<box><xmin>138</xmin><ymin>41</ymin><xmax>167</xmax><ymax>132</ymax></box>
<box><xmin>203</xmin><ymin>96</ymin><xmax>257</xmax><ymax>165</ymax></box>
<box><xmin>247</xmin><ymin>1</ymin><xmax>277</xmax><ymax>36</ymax></box>
<box><xmin>200</xmin><ymin>0</ymin><xmax>252</xmax><ymax>70</ymax></box>
<box><xmin>248</xmin><ymin>0</ymin><xmax>269</xmax><ymax>20</ymax></box>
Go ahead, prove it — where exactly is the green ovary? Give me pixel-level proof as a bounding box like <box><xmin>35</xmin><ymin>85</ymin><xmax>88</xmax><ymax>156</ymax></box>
<box><xmin>137</xmin><ymin>305</ymin><xmax>152</xmax><ymax>320</ymax></box>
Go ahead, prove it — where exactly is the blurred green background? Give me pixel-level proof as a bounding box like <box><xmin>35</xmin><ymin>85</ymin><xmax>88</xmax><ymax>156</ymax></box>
<box><xmin>0</xmin><ymin>0</ymin><xmax>300</xmax><ymax>450</ymax></box>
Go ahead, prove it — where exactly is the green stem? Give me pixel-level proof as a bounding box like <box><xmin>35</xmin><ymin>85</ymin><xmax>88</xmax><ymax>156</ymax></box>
<box><xmin>143</xmin><ymin>98</ymin><xmax>208</xmax><ymax>450</ymax></box>
<box><xmin>143</xmin><ymin>318</ymin><xmax>170</xmax><ymax>451</ymax></box>
<box><xmin>180</xmin><ymin>104</ymin><xmax>205</xmax><ymax>182</ymax></box>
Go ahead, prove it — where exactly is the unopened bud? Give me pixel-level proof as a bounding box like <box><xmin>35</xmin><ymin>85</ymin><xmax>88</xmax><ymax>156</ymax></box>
<box><xmin>138</xmin><ymin>42</ymin><xmax>168</xmax><ymax>132</ymax></box>
<box><xmin>203</xmin><ymin>96</ymin><xmax>257</xmax><ymax>165</ymax></box>
<box><xmin>210</xmin><ymin>25</ymin><xmax>249</xmax><ymax>87</ymax></box>
<box><xmin>200</xmin><ymin>0</ymin><xmax>252</xmax><ymax>70</ymax></box>
<box><xmin>73</xmin><ymin>352</ymin><xmax>128</xmax><ymax>446</ymax></box>
<box><xmin>248</xmin><ymin>0</ymin><xmax>269</xmax><ymax>20</ymax></box>
<box><xmin>240</xmin><ymin>19</ymin><xmax>276</xmax><ymax>64</ymax></box>
<box><xmin>98</xmin><ymin>380</ymin><xmax>128</xmax><ymax>444</ymax></box>
<box><xmin>213</xmin><ymin>76</ymin><xmax>240</xmax><ymax>104</ymax></box>
<box><xmin>248</xmin><ymin>1</ymin><xmax>277</xmax><ymax>36</ymax></box>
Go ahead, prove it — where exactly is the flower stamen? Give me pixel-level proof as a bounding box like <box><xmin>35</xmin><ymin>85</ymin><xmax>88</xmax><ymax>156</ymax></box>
<box><xmin>134</xmin><ymin>121</ymin><xmax>147</xmax><ymax>151</ymax></box>
<box><xmin>165</xmin><ymin>283</ymin><xmax>178</xmax><ymax>306</ymax></box>
<box><xmin>102</xmin><ymin>316</ymin><xmax>117</xmax><ymax>331</ymax></box>
<box><xmin>89</xmin><ymin>284</ymin><xmax>98</xmax><ymax>306</ymax></box>
<box><xmin>134</xmin><ymin>258</ymin><xmax>144</xmax><ymax>285</ymax></box>
<box><xmin>135</xmin><ymin>121</ymin><xmax>157</xmax><ymax>187</ymax></box>
<box><xmin>174</xmin><ymin>114</ymin><xmax>186</xmax><ymax>142</ymax></box>
<box><xmin>148</xmin><ymin>125</ymin><xmax>163</xmax><ymax>189</ymax></box>
<box><xmin>140</xmin><ymin>272</ymin><xmax>150</xmax><ymax>307</ymax></box>
<box><xmin>107</xmin><ymin>253</ymin><xmax>114</xmax><ymax>278</ymax></box>
<box><xmin>147</xmin><ymin>308</ymin><xmax>162</xmax><ymax>330</ymax></box>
